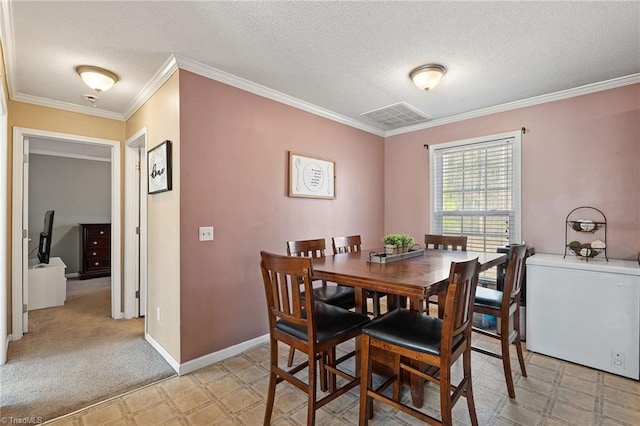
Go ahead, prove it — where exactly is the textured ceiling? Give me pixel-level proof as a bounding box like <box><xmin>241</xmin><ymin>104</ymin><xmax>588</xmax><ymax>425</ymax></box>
<box><xmin>2</xmin><ymin>1</ymin><xmax>639</xmax><ymax>135</ymax></box>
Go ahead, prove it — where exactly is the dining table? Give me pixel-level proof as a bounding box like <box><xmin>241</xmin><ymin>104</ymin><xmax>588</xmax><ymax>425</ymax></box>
<box><xmin>312</xmin><ymin>248</ymin><xmax>507</xmax><ymax>407</ymax></box>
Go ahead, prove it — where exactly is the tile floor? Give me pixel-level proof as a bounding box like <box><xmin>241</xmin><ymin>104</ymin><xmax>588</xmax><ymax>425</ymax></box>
<box><xmin>46</xmin><ymin>334</ymin><xmax>639</xmax><ymax>425</ymax></box>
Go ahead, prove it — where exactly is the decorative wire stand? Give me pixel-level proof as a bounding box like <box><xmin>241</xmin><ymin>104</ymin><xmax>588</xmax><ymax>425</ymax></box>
<box><xmin>564</xmin><ymin>206</ymin><xmax>608</xmax><ymax>261</ymax></box>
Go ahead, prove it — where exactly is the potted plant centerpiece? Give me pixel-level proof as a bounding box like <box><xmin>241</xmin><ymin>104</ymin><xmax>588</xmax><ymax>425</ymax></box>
<box><xmin>398</xmin><ymin>234</ymin><xmax>415</xmax><ymax>253</ymax></box>
<box><xmin>382</xmin><ymin>234</ymin><xmax>401</xmax><ymax>255</ymax></box>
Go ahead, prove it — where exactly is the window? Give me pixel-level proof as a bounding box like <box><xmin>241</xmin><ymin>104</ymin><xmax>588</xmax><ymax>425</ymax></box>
<box><xmin>429</xmin><ymin>131</ymin><xmax>521</xmax><ymax>256</ymax></box>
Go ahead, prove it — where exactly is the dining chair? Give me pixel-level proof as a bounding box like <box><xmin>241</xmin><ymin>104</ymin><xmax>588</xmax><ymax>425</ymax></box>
<box><xmin>358</xmin><ymin>257</ymin><xmax>481</xmax><ymax>425</ymax></box>
<box><xmin>260</xmin><ymin>251</ymin><xmax>370</xmax><ymax>425</ymax></box>
<box><xmin>472</xmin><ymin>243</ymin><xmax>528</xmax><ymax>399</ymax></box>
<box><xmin>424</xmin><ymin>234</ymin><xmax>468</xmax><ymax>251</ymax></box>
<box><xmin>332</xmin><ymin>235</ymin><xmax>385</xmax><ymax>317</ymax></box>
<box><xmin>286</xmin><ymin>238</ymin><xmax>357</xmax><ymax>368</ymax></box>
<box><xmin>424</xmin><ymin>234</ymin><xmax>468</xmax><ymax>315</ymax></box>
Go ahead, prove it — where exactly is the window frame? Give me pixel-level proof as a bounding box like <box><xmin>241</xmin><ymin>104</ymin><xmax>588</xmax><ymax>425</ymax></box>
<box><xmin>428</xmin><ymin>130</ymin><xmax>522</xmax><ymax>251</ymax></box>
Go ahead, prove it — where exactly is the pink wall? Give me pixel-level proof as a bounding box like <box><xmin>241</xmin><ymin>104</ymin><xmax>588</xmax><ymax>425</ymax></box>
<box><xmin>179</xmin><ymin>71</ymin><xmax>384</xmax><ymax>361</ymax></box>
<box><xmin>385</xmin><ymin>84</ymin><xmax>639</xmax><ymax>260</ymax></box>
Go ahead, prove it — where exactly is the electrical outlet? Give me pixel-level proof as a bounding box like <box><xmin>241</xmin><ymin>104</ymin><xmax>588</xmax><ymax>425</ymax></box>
<box><xmin>157</xmin><ymin>307</ymin><xmax>161</xmax><ymax>322</ymax></box>
<box><xmin>199</xmin><ymin>226</ymin><xmax>214</xmax><ymax>241</ymax></box>
<box><xmin>611</xmin><ymin>351</ymin><xmax>625</xmax><ymax>369</ymax></box>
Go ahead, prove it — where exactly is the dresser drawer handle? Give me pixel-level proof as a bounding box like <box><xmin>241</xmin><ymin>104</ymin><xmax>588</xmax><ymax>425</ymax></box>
<box><xmin>92</xmin><ymin>252</ymin><xmax>97</xmax><ymax>256</ymax></box>
<box><xmin>100</xmin><ymin>230</ymin><xmax>105</xmax><ymax>235</ymax></box>
<box><xmin>93</xmin><ymin>241</ymin><xmax>98</xmax><ymax>245</ymax></box>
<box><xmin>94</xmin><ymin>262</ymin><xmax>100</xmax><ymax>266</ymax></box>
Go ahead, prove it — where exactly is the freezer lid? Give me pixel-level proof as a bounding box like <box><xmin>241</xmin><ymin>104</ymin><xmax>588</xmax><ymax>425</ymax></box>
<box><xmin>526</xmin><ymin>253</ymin><xmax>640</xmax><ymax>276</ymax></box>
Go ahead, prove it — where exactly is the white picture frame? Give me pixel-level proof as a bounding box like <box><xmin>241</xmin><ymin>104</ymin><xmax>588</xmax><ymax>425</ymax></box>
<box><xmin>288</xmin><ymin>152</ymin><xmax>336</xmax><ymax>199</ymax></box>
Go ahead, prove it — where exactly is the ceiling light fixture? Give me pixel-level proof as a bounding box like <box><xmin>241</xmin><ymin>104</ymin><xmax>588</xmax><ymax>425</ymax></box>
<box><xmin>409</xmin><ymin>64</ymin><xmax>446</xmax><ymax>91</ymax></box>
<box><xmin>76</xmin><ymin>65</ymin><xmax>119</xmax><ymax>93</ymax></box>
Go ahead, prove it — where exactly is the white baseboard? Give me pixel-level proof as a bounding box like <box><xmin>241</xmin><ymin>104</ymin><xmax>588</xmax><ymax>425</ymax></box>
<box><xmin>145</xmin><ymin>332</ymin><xmax>270</xmax><ymax>376</ymax></box>
<box><xmin>145</xmin><ymin>333</ymin><xmax>180</xmax><ymax>373</ymax></box>
<box><xmin>178</xmin><ymin>333</ymin><xmax>270</xmax><ymax>376</ymax></box>
<box><xmin>65</xmin><ymin>272</ymin><xmax>79</xmax><ymax>278</ymax></box>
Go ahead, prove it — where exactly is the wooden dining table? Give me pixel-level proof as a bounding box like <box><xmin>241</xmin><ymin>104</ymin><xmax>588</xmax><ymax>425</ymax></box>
<box><xmin>312</xmin><ymin>248</ymin><xmax>507</xmax><ymax>407</ymax></box>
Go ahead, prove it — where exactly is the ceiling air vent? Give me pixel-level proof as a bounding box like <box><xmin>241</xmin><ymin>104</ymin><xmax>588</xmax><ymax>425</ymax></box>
<box><xmin>360</xmin><ymin>102</ymin><xmax>431</xmax><ymax>129</ymax></box>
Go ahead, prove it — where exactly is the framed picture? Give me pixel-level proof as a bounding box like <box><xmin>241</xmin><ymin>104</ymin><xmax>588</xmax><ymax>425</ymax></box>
<box><xmin>148</xmin><ymin>140</ymin><xmax>172</xmax><ymax>194</ymax></box>
<box><xmin>288</xmin><ymin>151</ymin><xmax>335</xmax><ymax>199</ymax></box>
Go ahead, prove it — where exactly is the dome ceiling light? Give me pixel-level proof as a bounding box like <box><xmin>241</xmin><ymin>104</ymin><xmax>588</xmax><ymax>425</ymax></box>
<box><xmin>76</xmin><ymin>65</ymin><xmax>119</xmax><ymax>93</ymax></box>
<box><xmin>409</xmin><ymin>64</ymin><xmax>446</xmax><ymax>91</ymax></box>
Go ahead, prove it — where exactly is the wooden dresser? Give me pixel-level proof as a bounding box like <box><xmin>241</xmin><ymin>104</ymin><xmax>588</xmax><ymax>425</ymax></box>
<box><xmin>78</xmin><ymin>223</ymin><xmax>111</xmax><ymax>279</ymax></box>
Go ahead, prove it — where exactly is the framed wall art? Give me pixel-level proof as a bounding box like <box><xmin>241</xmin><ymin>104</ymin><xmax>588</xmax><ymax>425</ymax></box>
<box><xmin>148</xmin><ymin>140</ymin><xmax>172</xmax><ymax>194</ymax></box>
<box><xmin>288</xmin><ymin>151</ymin><xmax>335</xmax><ymax>199</ymax></box>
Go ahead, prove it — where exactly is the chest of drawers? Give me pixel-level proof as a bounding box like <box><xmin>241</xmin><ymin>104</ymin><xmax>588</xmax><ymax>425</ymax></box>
<box><xmin>79</xmin><ymin>223</ymin><xmax>111</xmax><ymax>279</ymax></box>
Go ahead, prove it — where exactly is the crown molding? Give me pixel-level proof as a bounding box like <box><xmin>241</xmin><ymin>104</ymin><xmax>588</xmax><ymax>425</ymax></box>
<box><xmin>385</xmin><ymin>73</ymin><xmax>640</xmax><ymax>137</ymax></box>
<box><xmin>11</xmin><ymin>92</ymin><xmax>124</xmax><ymax>120</ymax></box>
<box><xmin>174</xmin><ymin>55</ymin><xmax>385</xmax><ymax>137</ymax></box>
<box><xmin>0</xmin><ymin>0</ymin><xmax>17</xmax><ymax>99</ymax></box>
<box><xmin>122</xmin><ymin>55</ymin><xmax>179</xmax><ymax>120</ymax></box>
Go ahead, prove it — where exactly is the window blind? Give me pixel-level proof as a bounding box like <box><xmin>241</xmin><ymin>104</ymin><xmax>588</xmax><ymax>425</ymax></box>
<box><xmin>432</xmin><ymin>137</ymin><xmax>516</xmax><ymax>255</ymax></box>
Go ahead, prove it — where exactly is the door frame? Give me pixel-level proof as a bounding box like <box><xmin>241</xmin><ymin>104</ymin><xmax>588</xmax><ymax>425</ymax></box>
<box><xmin>11</xmin><ymin>127</ymin><xmax>121</xmax><ymax>339</ymax></box>
<box><xmin>0</xmin><ymin>77</ymin><xmax>7</xmax><ymax>363</ymax></box>
<box><xmin>124</xmin><ymin>127</ymin><xmax>147</xmax><ymax>319</ymax></box>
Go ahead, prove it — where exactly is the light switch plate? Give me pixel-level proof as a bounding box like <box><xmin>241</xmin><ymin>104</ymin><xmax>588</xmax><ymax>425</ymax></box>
<box><xmin>199</xmin><ymin>226</ymin><xmax>214</xmax><ymax>241</ymax></box>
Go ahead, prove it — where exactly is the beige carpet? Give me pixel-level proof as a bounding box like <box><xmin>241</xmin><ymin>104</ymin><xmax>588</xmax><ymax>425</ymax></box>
<box><xmin>0</xmin><ymin>277</ymin><xmax>175</xmax><ymax>422</ymax></box>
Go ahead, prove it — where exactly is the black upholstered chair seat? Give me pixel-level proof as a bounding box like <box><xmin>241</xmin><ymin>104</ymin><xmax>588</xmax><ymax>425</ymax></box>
<box><xmin>474</xmin><ymin>286</ymin><xmax>507</xmax><ymax>309</ymax></box>
<box><xmin>362</xmin><ymin>309</ymin><xmax>463</xmax><ymax>356</ymax></box>
<box><xmin>302</xmin><ymin>285</ymin><xmax>356</xmax><ymax>310</ymax></box>
<box><xmin>277</xmin><ymin>302</ymin><xmax>370</xmax><ymax>344</ymax></box>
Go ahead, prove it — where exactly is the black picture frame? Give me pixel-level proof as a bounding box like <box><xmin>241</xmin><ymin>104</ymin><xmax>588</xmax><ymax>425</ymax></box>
<box><xmin>148</xmin><ymin>140</ymin><xmax>172</xmax><ymax>194</ymax></box>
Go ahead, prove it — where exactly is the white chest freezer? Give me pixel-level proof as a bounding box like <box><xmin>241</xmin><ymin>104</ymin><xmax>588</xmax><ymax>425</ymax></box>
<box><xmin>526</xmin><ymin>253</ymin><xmax>640</xmax><ymax>380</ymax></box>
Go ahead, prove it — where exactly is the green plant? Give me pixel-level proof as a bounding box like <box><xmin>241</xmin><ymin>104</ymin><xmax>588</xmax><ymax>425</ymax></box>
<box><xmin>398</xmin><ymin>234</ymin><xmax>414</xmax><ymax>246</ymax></box>
<box><xmin>381</xmin><ymin>234</ymin><xmax>400</xmax><ymax>246</ymax></box>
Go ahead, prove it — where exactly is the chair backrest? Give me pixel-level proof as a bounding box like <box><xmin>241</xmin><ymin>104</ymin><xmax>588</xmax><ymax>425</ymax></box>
<box><xmin>332</xmin><ymin>235</ymin><xmax>362</xmax><ymax>254</ymax></box>
<box><xmin>287</xmin><ymin>238</ymin><xmax>327</xmax><ymax>258</ymax></box>
<box><xmin>502</xmin><ymin>244</ymin><xmax>527</xmax><ymax>302</ymax></box>
<box><xmin>424</xmin><ymin>234</ymin><xmax>468</xmax><ymax>251</ymax></box>
<box><xmin>442</xmin><ymin>258</ymin><xmax>480</xmax><ymax>346</ymax></box>
<box><xmin>260</xmin><ymin>251</ymin><xmax>316</xmax><ymax>337</ymax></box>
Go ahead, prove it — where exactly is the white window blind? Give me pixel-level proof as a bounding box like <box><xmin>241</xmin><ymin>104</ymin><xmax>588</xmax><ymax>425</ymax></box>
<box><xmin>430</xmin><ymin>132</ymin><xmax>521</xmax><ymax>256</ymax></box>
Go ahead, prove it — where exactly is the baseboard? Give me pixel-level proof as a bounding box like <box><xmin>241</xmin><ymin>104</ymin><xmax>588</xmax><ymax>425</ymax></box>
<box><xmin>178</xmin><ymin>333</ymin><xmax>270</xmax><ymax>376</ymax></box>
<box><xmin>145</xmin><ymin>333</ymin><xmax>180</xmax><ymax>374</ymax></box>
<box><xmin>145</xmin><ymin>332</ymin><xmax>270</xmax><ymax>376</ymax></box>
<box><xmin>65</xmin><ymin>272</ymin><xmax>79</xmax><ymax>278</ymax></box>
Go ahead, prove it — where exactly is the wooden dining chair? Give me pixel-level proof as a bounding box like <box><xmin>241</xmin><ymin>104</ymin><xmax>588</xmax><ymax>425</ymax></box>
<box><xmin>358</xmin><ymin>258</ymin><xmax>481</xmax><ymax>425</ymax></box>
<box><xmin>472</xmin><ymin>243</ymin><xmax>528</xmax><ymax>399</ymax></box>
<box><xmin>332</xmin><ymin>235</ymin><xmax>385</xmax><ymax>317</ymax></box>
<box><xmin>424</xmin><ymin>234</ymin><xmax>468</xmax><ymax>315</ymax></box>
<box><xmin>424</xmin><ymin>234</ymin><xmax>468</xmax><ymax>251</ymax></box>
<box><xmin>260</xmin><ymin>251</ymin><xmax>370</xmax><ymax>425</ymax></box>
<box><xmin>286</xmin><ymin>238</ymin><xmax>357</xmax><ymax>368</ymax></box>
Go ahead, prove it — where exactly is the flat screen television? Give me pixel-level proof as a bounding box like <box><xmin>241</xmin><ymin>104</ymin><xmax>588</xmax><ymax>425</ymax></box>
<box><xmin>37</xmin><ymin>210</ymin><xmax>55</xmax><ymax>264</ymax></box>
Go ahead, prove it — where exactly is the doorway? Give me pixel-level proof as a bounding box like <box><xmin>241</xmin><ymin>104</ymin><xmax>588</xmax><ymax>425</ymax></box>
<box><xmin>11</xmin><ymin>127</ymin><xmax>121</xmax><ymax>340</ymax></box>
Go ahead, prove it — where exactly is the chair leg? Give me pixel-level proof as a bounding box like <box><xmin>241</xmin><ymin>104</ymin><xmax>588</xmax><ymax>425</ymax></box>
<box><xmin>307</xmin><ymin>349</ymin><xmax>317</xmax><ymax>426</ymax></box>
<box><xmin>287</xmin><ymin>346</ymin><xmax>295</xmax><ymax>367</ymax></box>
<box><xmin>439</xmin><ymin>364</ymin><xmax>453</xmax><ymax>426</ymax></box>
<box><xmin>319</xmin><ymin>351</ymin><xmax>328</xmax><ymax>392</ymax></box>
<box><xmin>359</xmin><ymin>334</ymin><xmax>372</xmax><ymax>426</ymax></box>
<box><xmin>463</xmin><ymin>345</ymin><xmax>479</xmax><ymax>426</ymax></box>
<box><xmin>513</xmin><ymin>308</ymin><xmax>528</xmax><ymax>377</ymax></box>
<box><xmin>392</xmin><ymin>352</ymin><xmax>401</xmax><ymax>401</ymax></box>
<box><xmin>327</xmin><ymin>348</ymin><xmax>337</xmax><ymax>393</ymax></box>
<box><xmin>500</xmin><ymin>317</ymin><xmax>516</xmax><ymax>399</ymax></box>
<box><xmin>264</xmin><ymin>339</ymin><xmax>278</xmax><ymax>425</ymax></box>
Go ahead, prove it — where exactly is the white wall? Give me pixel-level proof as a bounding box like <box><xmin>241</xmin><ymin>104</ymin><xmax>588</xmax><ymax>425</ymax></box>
<box><xmin>28</xmin><ymin>154</ymin><xmax>111</xmax><ymax>273</ymax></box>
